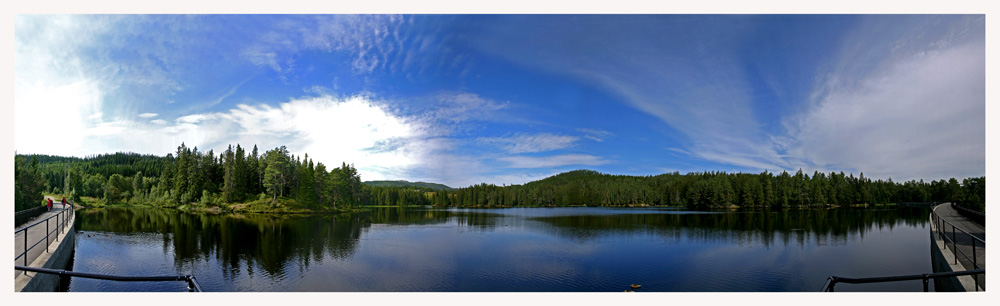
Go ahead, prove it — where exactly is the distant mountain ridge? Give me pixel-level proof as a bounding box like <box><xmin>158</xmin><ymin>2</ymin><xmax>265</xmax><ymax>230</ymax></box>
<box><xmin>363</xmin><ymin>180</ymin><xmax>454</xmax><ymax>190</ymax></box>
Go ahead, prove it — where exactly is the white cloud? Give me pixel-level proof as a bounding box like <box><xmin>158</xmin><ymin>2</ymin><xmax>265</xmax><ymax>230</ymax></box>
<box><xmin>15</xmin><ymin>79</ymin><xmax>104</xmax><ymax>157</ymax></box>
<box><xmin>466</xmin><ymin>16</ymin><xmax>783</xmax><ymax>172</ymax></box>
<box><xmin>158</xmin><ymin>95</ymin><xmax>426</xmax><ymax>182</ymax></box>
<box><xmin>478</xmin><ymin>133</ymin><xmax>578</xmax><ymax>153</ymax></box>
<box><xmin>241</xmin><ymin>48</ymin><xmax>283</xmax><ymax>74</ymax></box>
<box><xmin>576</xmin><ymin>128</ymin><xmax>613</xmax><ymax>142</ymax></box>
<box><xmin>241</xmin><ymin>15</ymin><xmax>408</xmax><ymax>76</ymax></box>
<box><xmin>429</xmin><ymin>92</ymin><xmax>510</xmax><ymax>124</ymax></box>
<box><xmin>788</xmin><ymin>39</ymin><xmax>984</xmax><ymax>181</ymax></box>
<box><xmin>14</xmin><ymin>15</ymin><xmax>215</xmax><ymax>158</ymax></box>
<box><xmin>499</xmin><ymin>154</ymin><xmax>609</xmax><ymax>169</ymax></box>
<box><xmin>465</xmin><ymin>15</ymin><xmax>984</xmax><ymax>181</ymax></box>
<box><xmin>15</xmin><ymin>16</ymin><xmax>110</xmax><ymax>157</ymax></box>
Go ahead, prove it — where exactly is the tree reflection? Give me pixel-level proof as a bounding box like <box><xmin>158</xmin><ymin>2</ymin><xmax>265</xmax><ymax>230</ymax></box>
<box><xmin>73</xmin><ymin>206</ymin><xmax>930</xmax><ymax>287</ymax></box>
<box><xmin>75</xmin><ymin>208</ymin><xmax>386</xmax><ymax>278</ymax></box>
<box><xmin>527</xmin><ymin>208</ymin><xmax>930</xmax><ymax>247</ymax></box>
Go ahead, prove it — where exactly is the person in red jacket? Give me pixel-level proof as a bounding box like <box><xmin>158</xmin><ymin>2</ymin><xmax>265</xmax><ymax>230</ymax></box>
<box><xmin>47</xmin><ymin>198</ymin><xmax>52</xmax><ymax>212</ymax></box>
<box><xmin>61</xmin><ymin>197</ymin><xmax>66</xmax><ymax>209</ymax></box>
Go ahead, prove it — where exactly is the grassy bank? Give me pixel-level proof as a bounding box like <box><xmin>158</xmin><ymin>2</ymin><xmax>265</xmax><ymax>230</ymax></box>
<box><xmin>86</xmin><ymin>196</ymin><xmax>367</xmax><ymax>215</ymax></box>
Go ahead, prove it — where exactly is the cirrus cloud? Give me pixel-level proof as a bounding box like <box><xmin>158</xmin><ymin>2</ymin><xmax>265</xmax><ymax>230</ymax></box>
<box><xmin>499</xmin><ymin>154</ymin><xmax>609</xmax><ymax>169</ymax></box>
<box><xmin>478</xmin><ymin>133</ymin><xmax>578</xmax><ymax>153</ymax></box>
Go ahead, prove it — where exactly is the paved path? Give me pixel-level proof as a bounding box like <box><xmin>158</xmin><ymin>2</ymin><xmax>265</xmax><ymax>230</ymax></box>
<box><xmin>14</xmin><ymin>204</ymin><xmax>75</xmax><ymax>278</ymax></box>
<box><xmin>933</xmin><ymin>203</ymin><xmax>985</xmax><ymax>290</ymax></box>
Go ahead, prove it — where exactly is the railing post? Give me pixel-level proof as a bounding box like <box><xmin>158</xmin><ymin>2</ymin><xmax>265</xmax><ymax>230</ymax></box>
<box><xmin>973</xmin><ymin>239</ymin><xmax>979</xmax><ymax>291</ymax></box>
<box><xmin>952</xmin><ymin>225</ymin><xmax>957</xmax><ymax>264</ymax></box>
<box><xmin>24</xmin><ymin>229</ymin><xmax>29</xmax><ymax>269</ymax></box>
<box><xmin>938</xmin><ymin>217</ymin><xmax>943</xmax><ymax>242</ymax></box>
<box><xmin>973</xmin><ymin>239</ymin><xmax>977</xmax><ymax>268</ymax></box>
<box><xmin>46</xmin><ymin>219</ymin><xmax>50</xmax><ymax>253</ymax></box>
<box><xmin>922</xmin><ymin>274</ymin><xmax>929</xmax><ymax>292</ymax></box>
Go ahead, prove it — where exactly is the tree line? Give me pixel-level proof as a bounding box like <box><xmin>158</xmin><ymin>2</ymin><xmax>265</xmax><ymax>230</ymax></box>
<box><xmin>430</xmin><ymin>170</ymin><xmax>986</xmax><ymax>211</ymax></box>
<box><xmin>14</xmin><ymin>145</ymin><xmax>987</xmax><ymax>213</ymax></box>
<box><xmin>15</xmin><ymin>143</ymin><xmax>368</xmax><ymax>210</ymax></box>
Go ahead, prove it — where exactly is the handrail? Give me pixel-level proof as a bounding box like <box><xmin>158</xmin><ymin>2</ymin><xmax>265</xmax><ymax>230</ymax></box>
<box><xmin>932</xmin><ymin>205</ymin><xmax>984</xmax><ymax>270</ymax></box>
<box><xmin>14</xmin><ymin>206</ymin><xmax>48</xmax><ymax>227</ymax></box>
<box><xmin>933</xmin><ymin>207</ymin><xmax>985</xmax><ymax>244</ymax></box>
<box><xmin>929</xmin><ymin>204</ymin><xmax>985</xmax><ymax>291</ymax></box>
<box><xmin>14</xmin><ymin>204</ymin><xmax>75</xmax><ymax>269</ymax></box>
<box><xmin>951</xmin><ymin>203</ymin><xmax>985</xmax><ymax>226</ymax></box>
<box><xmin>14</xmin><ymin>205</ymin><xmax>48</xmax><ymax>217</ymax></box>
<box><xmin>15</xmin><ymin>265</ymin><xmax>203</xmax><ymax>292</ymax></box>
<box><xmin>821</xmin><ymin>269</ymin><xmax>985</xmax><ymax>292</ymax></box>
<box><xmin>821</xmin><ymin>205</ymin><xmax>986</xmax><ymax>292</ymax></box>
<box><xmin>15</xmin><ymin>206</ymin><xmax>71</xmax><ymax>234</ymax></box>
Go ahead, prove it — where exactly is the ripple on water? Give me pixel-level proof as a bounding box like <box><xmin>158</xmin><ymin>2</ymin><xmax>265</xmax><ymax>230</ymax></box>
<box><xmin>70</xmin><ymin>232</ymin><xmax>189</xmax><ymax>292</ymax></box>
<box><xmin>69</xmin><ymin>207</ymin><xmax>934</xmax><ymax>292</ymax></box>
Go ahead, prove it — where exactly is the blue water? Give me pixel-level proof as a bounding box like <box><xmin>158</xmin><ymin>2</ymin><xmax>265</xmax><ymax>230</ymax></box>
<box><xmin>68</xmin><ymin>207</ymin><xmax>934</xmax><ymax>292</ymax></box>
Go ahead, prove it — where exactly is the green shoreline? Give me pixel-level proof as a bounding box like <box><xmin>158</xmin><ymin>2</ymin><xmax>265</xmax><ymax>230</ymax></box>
<box><xmin>71</xmin><ymin>199</ymin><xmax>900</xmax><ymax>216</ymax></box>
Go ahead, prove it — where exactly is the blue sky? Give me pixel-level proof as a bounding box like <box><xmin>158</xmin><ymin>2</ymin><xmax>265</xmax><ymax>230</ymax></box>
<box><xmin>14</xmin><ymin>15</ymin><xmax>985</xmax><ymax>187</ymax></box>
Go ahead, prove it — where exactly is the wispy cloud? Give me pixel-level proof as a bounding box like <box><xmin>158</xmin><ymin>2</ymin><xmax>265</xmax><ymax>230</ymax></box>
<box><xmin>786</xmin><ymin>15</ymin><xmax>985</xmax><ymax>181</ymax></box>
<box><xmin>407</xmin><ymin>92</ymin><xmax>512</xmax><ymax>138</ymax></box>
<box><xmin>499</xmin><ymin>154</ymin><xmax>609</xmax><ymax>169</ymax></box>
<box><xmin>429</xmin><ymin>92</ymin><xmax>510</xmax><ymax>123</ymax></box>
<box><xmin>195</xmin><ymin>77</ymin><xmax>253</xmax><ymax>112</ymax></box>
<box><xmin>466</xmin><ymin>16</ymin><xmax>784</xmax><ymax>172</ymax></box>
<box><xmin>464</xmin><ymin>15</ymin><xmax>984</xmax><ymax>180</ymax></box>
<box><xmin>16</xmin><ymin>15</ymin><xmax>983</xmax><ymax>189</ymax></box>
<box><xmin>240</xmin><ymin>15</ymin><xmax>409</xmax><ymax>76</ymax></box>
<box><xmin>576</xmin><ymin>128</ymin><xmax>613</xmax><ymax>142</ymax></box>
<box><xmin>478</xmin><ymin>133</ymin><xmax>578</xmax><ymax>153</ymax></box>
<box><xmin>15</xmin><ymin>15</ymin><xmax>110</xmax><ymax>157</ymax></box>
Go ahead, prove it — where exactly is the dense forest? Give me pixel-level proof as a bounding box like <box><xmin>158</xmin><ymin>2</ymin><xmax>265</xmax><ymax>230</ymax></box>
<box><xmin>13</xmin><ymin>143</ymin><xmax>987</xmax><ymax>213</ymax></box>
<box><xmin>435</xmin><ymin>170</ymin><xmax>985</xmax><ymax>211</ymax></box>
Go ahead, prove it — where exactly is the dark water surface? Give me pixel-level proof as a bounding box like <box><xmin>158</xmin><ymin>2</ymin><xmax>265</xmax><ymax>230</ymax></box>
<box><xmin>68</xmin><ymin>206</ymin><xmax>933</xmax><ymax>292</ymax></box>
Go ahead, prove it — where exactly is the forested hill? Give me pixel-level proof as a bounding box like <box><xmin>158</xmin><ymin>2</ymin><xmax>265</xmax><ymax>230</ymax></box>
<box><xmin>364</xmin><ymin>180</ymin><xmax>453</xmax><ymax>190</ymax></box>
<box><xmin>432</xmin><ymin>169</ymin><xmax>986</xmax><ymax>210</ymax></box>
<box><xmin>12</xmin><ymin>146</ymin><xmax>987</xmax><ymax>213</ymax></box>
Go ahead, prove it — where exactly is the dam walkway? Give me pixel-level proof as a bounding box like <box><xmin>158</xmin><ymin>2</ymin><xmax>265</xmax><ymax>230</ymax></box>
<box><xmin>14</xmin><ymin>203</ymin><xmax>76</xmax><ymax>291</ymax></box>
<box><xmin>930</xmin><ymin>203</ymin><xmax>985</xmax><ymax>291</ymax></box>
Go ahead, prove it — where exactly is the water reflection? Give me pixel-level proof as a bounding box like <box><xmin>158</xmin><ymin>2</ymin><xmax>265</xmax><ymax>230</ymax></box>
<box><xmin>76</xmin><ymin>208</ymin><xmax>367</xmax><ymax>280</ymax></box>
<box><xmin>527</xmin><ymin>207</ymin><xmax>930</xmax><ymax>247</ymax></box>
<box><xmin>71</xmin><ymin>206</ymin><xmax>932</xmax><ymax>292</ymax></box>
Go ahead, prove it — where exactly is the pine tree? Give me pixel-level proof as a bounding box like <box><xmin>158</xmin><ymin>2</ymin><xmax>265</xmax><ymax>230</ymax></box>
<box><xmin>222</xmin><ymin>145</ymin><xmax>237</xmax><ymax>203</ymax></box>
<box><xmin>248</xmin><ymin>145</ymin><xmax>261</xmax><ymax>196</ymax></box>
<box><xmin>234</xmin><ymin>144</ymin><xmax>246</xmax><ymax>202</ymax></box>
<box><xmin>173</xmin><ymin>143</ymin><xmax>189</xmax><ymax>201</ymax></box>
<box><xmin>296</xmin><ymin>154</ymin><xmax>317</xmax><ymax>208</ymax></box>
<box><xmin>263</xmin><ymin>146</ymin><xmax>290</xmax><ymax>203</ymax></box>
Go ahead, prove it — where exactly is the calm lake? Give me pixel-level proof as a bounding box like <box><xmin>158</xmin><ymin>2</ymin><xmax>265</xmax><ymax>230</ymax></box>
<box><xmin>68</xmin><ymin>206</ymin><xmax>934</xmax><ymax>292</ymax></box>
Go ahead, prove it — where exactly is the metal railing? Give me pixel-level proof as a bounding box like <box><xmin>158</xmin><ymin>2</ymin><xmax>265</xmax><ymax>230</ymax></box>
<box><xmin>931</xmin><ymin>204</ymin><xmax>985</xmax><ymax>291</ymax></box>
<box><xmin>821</xmin><ymin>269</ymin><xmax>985</xmax><ymax>292</ymax></box>
<box><xmin>14</xmin><ymin>203</ymin><xmax>75</xmax><ymax>270</ymax></box>
<box><xmin>15</xmin><ymin>265</ymin><xmax>203</xmax><ymax>292</ymax></box>
<box><xmin>951</xmin><ymin>203</ymin><xmax>985</xmax><ymax>226</ymax></box>
<box><xmin>15</xmin><ymin>206</ymin><xmax>49</xmax><ymax>228</ymax></box>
